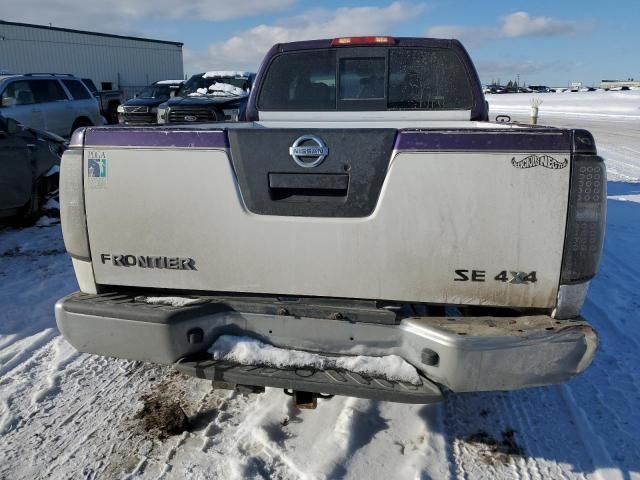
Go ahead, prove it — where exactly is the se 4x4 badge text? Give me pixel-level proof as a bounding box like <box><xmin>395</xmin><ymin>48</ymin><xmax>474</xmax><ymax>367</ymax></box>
<box><xmin>455</xmin><ymin>269</ymin><xmax>538</xmax><ymax>284</ymax></box>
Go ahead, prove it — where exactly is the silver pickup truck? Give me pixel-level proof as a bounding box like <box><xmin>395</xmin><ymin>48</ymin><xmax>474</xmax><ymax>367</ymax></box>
<box><xmin>55</xmin><ymin>37</ymin><xmax>605</xmax><ymax>406</ymax></box>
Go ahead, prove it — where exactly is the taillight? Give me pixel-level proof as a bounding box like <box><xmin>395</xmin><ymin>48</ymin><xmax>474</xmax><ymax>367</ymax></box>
<box><xmin>560</xmin><ymin>130</ymin><xmax>606</xmax><ymax>284</ymax></box>
<box><xmin>60</xmin><ymin>129</ymin><xmax>91</xmax><ymax>261</ymax></box>
<box><xmin>330</xmin><ymin>36</ymin><xmax>395</xmax><ymax>46</ymax></box>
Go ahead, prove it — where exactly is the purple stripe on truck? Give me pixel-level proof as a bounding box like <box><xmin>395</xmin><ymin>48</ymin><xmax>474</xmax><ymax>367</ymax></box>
<box><xmin>82</xmin><ymin>127</ymin><xmax>570</xmax><ymax>151</ymax></box>
<box><xmin>84</xmin><ymin>128</ymin><xmax>229</xmax><ymax>149</ymax></box>
<box><xmin>395</xmin><ymin>129</ymin><xmax>572</xmax><ymax>151</ymax></box>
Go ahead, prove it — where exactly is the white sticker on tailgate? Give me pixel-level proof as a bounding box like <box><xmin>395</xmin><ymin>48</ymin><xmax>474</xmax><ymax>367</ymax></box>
<box><xmin>87</xmin><ymin>151</ymin><xmax>107</xmax><ymax>188</ymax></box>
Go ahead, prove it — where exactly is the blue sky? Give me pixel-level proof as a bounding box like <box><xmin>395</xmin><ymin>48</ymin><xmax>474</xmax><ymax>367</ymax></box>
<box><xmin>4</xmin><ymin>0</ymin><xmax>639</xmax><ymax>86</ymax></box>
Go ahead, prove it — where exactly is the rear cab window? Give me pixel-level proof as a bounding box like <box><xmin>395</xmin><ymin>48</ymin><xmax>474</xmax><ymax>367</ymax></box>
<box><xmin>259</xmin><ymin>51</ymin><xmax>336</xmax><ymax>110</ymax></box>
<box><xmin>388</xmin><ymin>49</ymin><xmax>472</xmax><ymax>109</ymax></box>
<box><xmin>257</xmin><ymin>46</ymin><xmax>474</xmax><ymax>111</ymax></box>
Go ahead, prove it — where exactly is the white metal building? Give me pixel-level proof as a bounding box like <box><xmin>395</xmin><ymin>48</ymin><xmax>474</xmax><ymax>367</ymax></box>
<box><xmin>0</xmin><ymin>20</ymin><xmax>183</xmax><ymax>98</ymax></box>
<box><xmin>600</xmin><ymin>79</ymin><xmax>640</xmax><ymax>89</ymax></box>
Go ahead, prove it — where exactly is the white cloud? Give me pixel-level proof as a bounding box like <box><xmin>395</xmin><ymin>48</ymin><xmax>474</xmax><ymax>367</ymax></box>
<box><xmin>1</xmin><ymin>0</ymin><xmax>296</xmax><ymax>33</ymax></box>
<box><xmin>425</xmin><ymin>25</ymin><xmax>494</xmax><ymax>47</ymax></box>
<box><xmin>426</xmin><ymin>11</ymin><xmax>585</xmax><ymax>84</ymax></box>
<box><xmin>426</xmin><ymin>11</ymin><xmax>580</xmax><ymax>46</ymax></box>
<box><xmin>185</xmin><ymin>2</ymin><xmax>426</xmax><ymax>72</ymax></box>
<box><xmin>500</xmin><ymin>11</ymin><xmax>577</xmax><ymax>38</ymax></box>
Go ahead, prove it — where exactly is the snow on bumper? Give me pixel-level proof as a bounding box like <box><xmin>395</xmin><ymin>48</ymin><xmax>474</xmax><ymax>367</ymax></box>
<box><xmin>208</xmin><ymin>335</ymin><xmax>422</xmax><ymax>385</ymax></box>
<box><xmin>55</xmin><ymin>292</ymin><xmax>597</xmax><ymax>395</ymax></box>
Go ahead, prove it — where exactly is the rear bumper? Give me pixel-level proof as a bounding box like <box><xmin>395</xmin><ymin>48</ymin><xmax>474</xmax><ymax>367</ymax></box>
<box><xmin>55</xmin><ymin>292</ymin><xmax>597</xmax><ymax>401</ymax></box>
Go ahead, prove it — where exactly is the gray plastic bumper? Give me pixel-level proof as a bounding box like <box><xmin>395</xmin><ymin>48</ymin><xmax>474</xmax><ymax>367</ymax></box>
<box><xmin>55</xmin><ymin>292</ymin><xmax>597</xmax><ymax>397</ymax></box>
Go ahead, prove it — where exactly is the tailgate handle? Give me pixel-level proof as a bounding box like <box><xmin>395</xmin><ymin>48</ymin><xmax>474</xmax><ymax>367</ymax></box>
<box><xmin>268</xmin><ymin>173</ymin><xmax>348</xmax><ymax>200</ymax></box>
<box><xmin>268</xmin><ymin>173</ymin><xmax>348</xmax><ymax>191</ymax></box>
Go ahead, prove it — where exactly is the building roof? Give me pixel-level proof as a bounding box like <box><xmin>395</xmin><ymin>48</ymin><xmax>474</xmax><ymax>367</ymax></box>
<box><xmin>0</xmin><ymin>19</ymin><xmax>183</xmax><ymax>47</ymax></box>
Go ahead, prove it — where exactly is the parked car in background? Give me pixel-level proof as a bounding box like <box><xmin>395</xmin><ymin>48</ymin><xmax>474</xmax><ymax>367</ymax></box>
<box><xmin>80</xmin><ymin>78</ymin><xmax>124</xmax><ymax>124</ymax></box>
<box><xmin>117</xmin><ymin>80</ymin><xmax>183</xmax><ymax>124</ymax></box>
<box><xmin>0</xmin><ymin>113</ymin><xmax>65</xmax><ymax>220</ymax></box>
<box><xmin>483</xmin><ymin>84</ymin><xmax>507</xmax><ymax>94</ymax></box>
<box><xmin>0</xmin><ymin>73</ymin><xmax>103</xmax><ymax>137</ymax></box>
<box><xmin>157</xmin><ymin>71</ymin><xmax>255</xmax><ymax>124</ymax></box>
<box><xmin>529</xmin><ymin>85</ymin><xmax>551</xmax><ymax>93</ymax></box>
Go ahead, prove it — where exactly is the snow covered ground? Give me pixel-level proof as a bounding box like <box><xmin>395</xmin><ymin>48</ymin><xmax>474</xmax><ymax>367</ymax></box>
<box><xmin>487</xmin><ymin>90</ymin><xmax>640</xmax><ymax>119</ymax></box>
<box><xmin>1</xmin><ymin>102</ymin><xmax>639</xmax><ymax>479</ymax></box>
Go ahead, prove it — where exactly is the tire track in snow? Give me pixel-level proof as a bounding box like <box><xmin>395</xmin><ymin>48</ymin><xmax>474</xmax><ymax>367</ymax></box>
<box><xmin>493</xmin><ymin>393</ymin><xmax>528</xmax><ymax>480</ymax></box>
<box><xmin>0</xmin><ymin>328</ymin><xmax>58</xmax><ymax>377</ymax></box>
<box><xmin>442</xmin><ymin>393</ymin><xmax>469</xmax><ymax>480</ymax></box>
<box><xmin>30</xmin><ymin>336</ymin><xmax>81</xmax><ymax>405</ymax></box>
<box><xmin>39</xmin><ymin>359</ymin><xmax>147</xmax><ymax>478</ymax></box>
<box><xmin>46</xmin><ymin>363</ymin><xmax>165</xmax><ymax>478</ymax></box>
<box><xmin>0</xmin><ymin>350</ymin><xmax>155</xmax><ymax>480</ymax></box>
<box><xmin>505</xmin><ymin>393</ymin><xmax>546</xmax><ymax>480</ymax></box>
<box><xmin>0</xmin><ymin>333</ymin><xmax>70</xmax><ymax>437</ymax></box>
<box><xmin>558</xmin><ymin>385</ymin><xmax>621</xmax><ymax>480</ymax></box>
<box><xmin>442</xmin><ymin>387</ymin><xmax>599</xmax><ymax>480</ymax></box>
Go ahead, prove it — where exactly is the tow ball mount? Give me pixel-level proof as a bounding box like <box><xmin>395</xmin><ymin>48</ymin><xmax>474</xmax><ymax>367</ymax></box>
<box><xmin>284</xmin><ymin>390</ymin><xmax>334</xmax><ymax>409</ymax></box>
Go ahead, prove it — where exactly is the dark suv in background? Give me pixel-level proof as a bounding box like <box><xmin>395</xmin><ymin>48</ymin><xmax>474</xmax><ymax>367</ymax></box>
<box><xmin>118</xmin><ymin>80</ymin><xmax>184</xmax><ymax>124</ymax></box>
<box><xmin>157</xmin><ymin>71</ymin><xmax>255</xmax><ymax>124</ymax></box>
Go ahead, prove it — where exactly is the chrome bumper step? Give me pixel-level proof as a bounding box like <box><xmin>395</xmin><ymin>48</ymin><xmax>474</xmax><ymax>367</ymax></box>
<box><xmin>176</xmin><ymin>358</ymin><xmax>443</xmax><ymax>404</ymax></box>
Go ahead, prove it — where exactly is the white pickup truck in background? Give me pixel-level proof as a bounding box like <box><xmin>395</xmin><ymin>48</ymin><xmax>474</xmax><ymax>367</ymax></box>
<box><xmin>55</xmin><ymin>36</ymin><xmax>605</xmax><ymax>407</ymax></box>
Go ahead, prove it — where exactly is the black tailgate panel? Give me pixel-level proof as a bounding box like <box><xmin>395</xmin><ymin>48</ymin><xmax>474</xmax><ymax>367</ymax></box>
<box><xmin>227</xmin><ymin>129</ymin><xmax>397</xmax><ymax>217</ymax></box>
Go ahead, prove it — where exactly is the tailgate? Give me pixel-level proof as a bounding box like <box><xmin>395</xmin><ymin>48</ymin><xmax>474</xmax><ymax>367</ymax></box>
<box><xmin>82</xmin><ymin>127</ymin><xmax>571</xmax><ymax>308</ymax></box>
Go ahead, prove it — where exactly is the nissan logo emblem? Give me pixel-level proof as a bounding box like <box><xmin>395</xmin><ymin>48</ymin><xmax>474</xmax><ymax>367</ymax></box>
<box><xmin>289</xmin><ymin>135</ymin><xmax>329</xmax><ymax>168</ymax></box>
